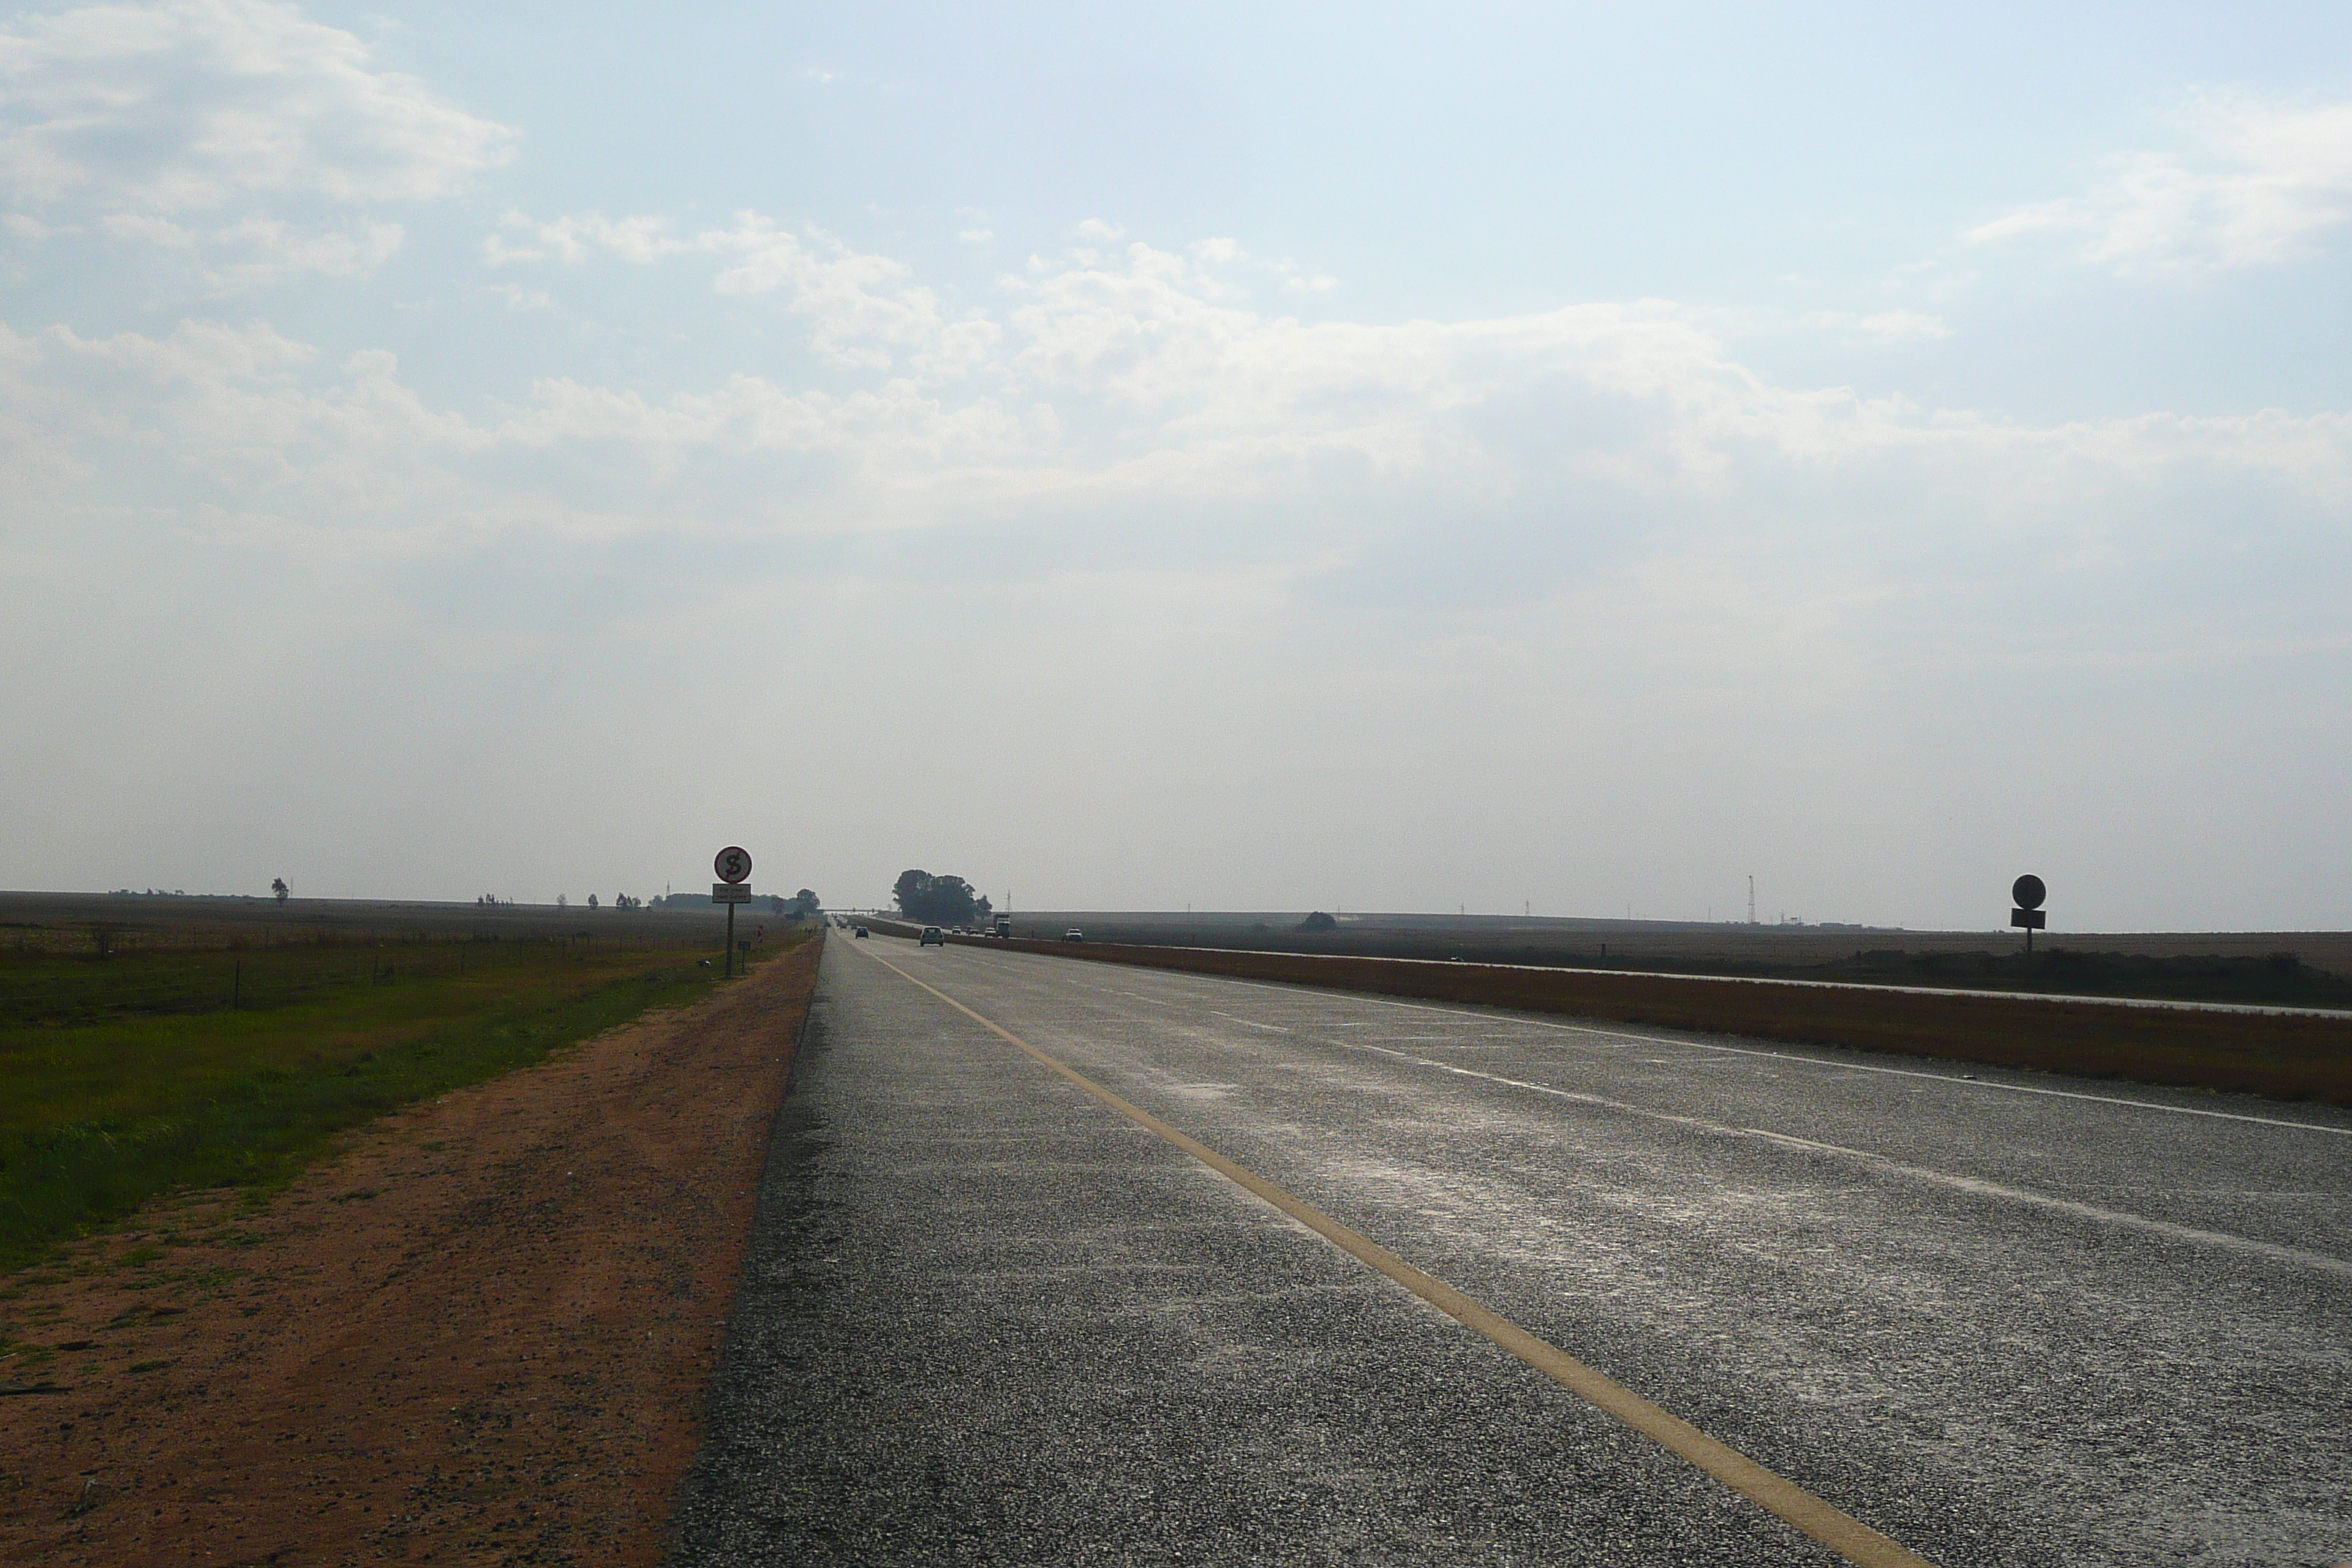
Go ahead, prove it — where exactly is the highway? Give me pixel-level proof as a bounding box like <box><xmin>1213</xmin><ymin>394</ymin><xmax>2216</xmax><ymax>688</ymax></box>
<box><xmin>671</xmin><ymin>933</ymin><xmax>2352</xmax><ymax>1566</ymax></box>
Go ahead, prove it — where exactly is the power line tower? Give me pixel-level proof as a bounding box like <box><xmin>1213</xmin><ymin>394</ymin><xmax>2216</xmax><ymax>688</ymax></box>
<box><xmin>1747</xmin><ymin>875</ymin><xmax>1756</xmax><ymax>926</ymax></box>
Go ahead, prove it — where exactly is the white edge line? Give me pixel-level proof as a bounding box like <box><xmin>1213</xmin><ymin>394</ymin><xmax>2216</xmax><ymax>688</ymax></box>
<box><xmin>1297</xmin><ymin>1036</ymin><xmax>2352</xmax><ymax>1280</ymax></box>
<box><xmin>1055</xmin><ymin>943</ymin><xmax>2352</xmax><ymax>1020</ymax></box>
<box><xmin>1068</xmin><ymin>960</ymin><xmax>2352</xmax><ymax>1139</ymax></box>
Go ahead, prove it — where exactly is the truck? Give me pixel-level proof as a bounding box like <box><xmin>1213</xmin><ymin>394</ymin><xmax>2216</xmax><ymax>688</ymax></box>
<box><xmin>993</xmin><ymin>915</ymin><xmax>1013</xmax><ymax>938</ymax></box>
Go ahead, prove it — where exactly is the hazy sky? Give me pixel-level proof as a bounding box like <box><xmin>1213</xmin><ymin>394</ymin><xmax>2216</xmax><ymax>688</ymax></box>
<box><xmin>3</xmin><ymin>0</ymin><xmax>2348</xmax><ymax>931</ymax></box>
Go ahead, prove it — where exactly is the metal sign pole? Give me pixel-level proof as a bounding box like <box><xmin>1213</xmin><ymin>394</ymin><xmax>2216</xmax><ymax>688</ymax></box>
<box><xmin>2010</xmin><ymin>875</ymin><xmax>2047</xmax><ymax>957</ymax></box>
<box><xmin>712</xmin><ymin>845</ymin><xmax>754</xmax><ymax>979</ymax></box>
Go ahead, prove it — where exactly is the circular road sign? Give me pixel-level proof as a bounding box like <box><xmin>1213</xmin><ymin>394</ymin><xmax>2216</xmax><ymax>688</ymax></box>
<box><xmin>2012</xmin><ymin>874</ymin><xmax>2046</xmax><ymax>911</ymax></box>
<box><xmin>715</xmin><ymin>845</ymin><xmax>753</xmax><ymax>884</ymax></box>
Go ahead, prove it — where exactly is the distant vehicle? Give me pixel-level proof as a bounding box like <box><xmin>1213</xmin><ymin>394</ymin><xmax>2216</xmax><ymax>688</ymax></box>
<box><xmin>853</xmin><ymin>926</ymin><xmax>869</xmax><ymax>939</ymax></box>
<box><xmin>1063</xmin><ymin>928</ymin><xmax>1085</xmax><ymax>943</ymax></box>
<box><xmin>993</xmin><ymin>916</ymin><xmax>1012</xmax><ymax>937</ymax></box>
<box><xmin>921</xmin><ymin>926</ymin><xmax>946</xmax><ymax>946</ymax></box>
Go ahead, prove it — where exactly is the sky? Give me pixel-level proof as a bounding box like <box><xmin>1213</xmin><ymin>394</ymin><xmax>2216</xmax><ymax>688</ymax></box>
<box><xmin>1</xmin><ymin>0</ymin><xmax>2348</xmax><ymax>932</ymax></box>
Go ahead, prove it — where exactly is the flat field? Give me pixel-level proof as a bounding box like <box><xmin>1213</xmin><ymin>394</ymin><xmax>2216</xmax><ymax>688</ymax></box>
<box><xmin>0</xmin><ymin>891</ymin><xmax>789</xmax><ymax>1270</ymax></box>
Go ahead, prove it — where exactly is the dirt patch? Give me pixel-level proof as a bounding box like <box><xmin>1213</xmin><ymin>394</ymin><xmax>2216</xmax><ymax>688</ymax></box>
<box><xmin>0</xmin><ymin>934</ymin><xmax>823</xmax><ymax>1566</ymax></box>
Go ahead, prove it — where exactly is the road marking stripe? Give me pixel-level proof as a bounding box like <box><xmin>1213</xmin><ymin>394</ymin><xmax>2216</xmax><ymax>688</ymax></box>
<box><xmin>1067</xmin><ymin>942</ymin><xmax>2352</xmax><ymax>1021</ymax></box>
<box><xmin>854</xmin><ymin>943</ymin><xmax>1945</xmax><ymax>1568</ymax></box>
<box><xmin>1106</xmin><ymin>965</ymin><xmax>2352</xmax><ymax>1137</ymax></box>
<box><xmin>1294</xmin><ymin>1035</ymin><xmax>2352</xmax><ymax>1280</ymax></box>
<box><xmin>954</xmin><ymin>946</ymin><xmax>2352</xmax><ymax>1274</ymax></box>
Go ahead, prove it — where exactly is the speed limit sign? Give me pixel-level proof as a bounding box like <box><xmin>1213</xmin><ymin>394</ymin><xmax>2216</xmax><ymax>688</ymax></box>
<box><xmin>714</xmin><ymin>845</ymin><xmax>753</xmax><ymax>884</ymax></box>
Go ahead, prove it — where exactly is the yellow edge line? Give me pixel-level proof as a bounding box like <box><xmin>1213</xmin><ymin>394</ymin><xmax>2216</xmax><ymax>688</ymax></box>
<box><xmin>852</xmin><ymin>942</ymin><xmax>1944</xmax><ymax>1568</ymax></box>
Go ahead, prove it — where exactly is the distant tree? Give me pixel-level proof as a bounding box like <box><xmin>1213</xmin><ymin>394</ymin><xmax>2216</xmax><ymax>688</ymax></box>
<box><xmin>891</xmin><ymin>869</ymin><xmax>927</xmax><ymax>916</ymax></box>
<box><xmin>587</xmin><ymin>894</ymin><xmax>599</xmax><ymax>909</ymax></box>
<box><xmin>769</xmin><ymin>895</ymin><xmax>786</xmax><ymax>915</ymax></box>
<box><xmin>892</xmin><ymin>869</ymin><xmax>980</xmax><ymax>925</ymax></box>
<box><xmin>271</xmin><ymin>877</ymin><xmax>289</xmax><ymax>905</ymax></box>
<box><xmin>1297</xmin><ymin>911</ymin><xmax>1337</xmax><ymax>932</ymax></box>
<box><xmin>557</xmin><ymin>894</ymin><xmax>568</xmax><ymax>908</ymax></box>
<box><xmin>788</xmin><ymin>888</ymin><xmax>821</xmax><ymax>920</ymax></box>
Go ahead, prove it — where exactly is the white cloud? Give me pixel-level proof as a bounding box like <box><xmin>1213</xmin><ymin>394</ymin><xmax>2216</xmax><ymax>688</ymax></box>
<box><xmin>486</xmin><ymin>209</ymin><xmax>685</xmax><ymax>267</ymax></box>
<box><xmin>1970</xmin><ymin>94</ymin><xmax>2352</xmax><ymax>275</ymax></box>
<box><xmin>478</xmin><ymin>282</ymin><xmax>552</xmax><ymax>311</ymax></box>
<box><xmin>0</xmin><ymin>0</ymin><xmax>513</xmax><ymax>211</ymax></box>
<box><xmin>1855</xmin><ymin>310</ymin><xmax>1950</xmax><ymax>343</ymax></box>
<box><xmin>101</xmin><ymin>211</ymin><xmax>195</xmax><ymax>246</ymax></box>
<box><xmin>209</xmin><ymin>214</ymin><xmax>402</xmax><ymax>282</ymax></box>
<box><xmin>491</xmin><ymin>209</ymin><xmax>946</xmax><ymax>369</ymax></box>
<box><xmin>91</xmin><ymin>203</ymin><xmax>402</xmax><ymax>284</ymax></box>
<box><xmin>7</xmin><ymin>246</ymin><xmax>2345</xmax><ymax>606</ymax></box>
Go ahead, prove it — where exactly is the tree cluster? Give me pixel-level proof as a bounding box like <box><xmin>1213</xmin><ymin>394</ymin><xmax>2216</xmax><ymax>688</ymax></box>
<box><xmin>892</xmin><ymin>870</ymin><xmax>991</xmax><ymax>926</ymax></box>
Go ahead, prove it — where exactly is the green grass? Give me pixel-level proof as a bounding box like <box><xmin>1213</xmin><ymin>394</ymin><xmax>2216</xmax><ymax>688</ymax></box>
<box><xmin>0</xmin><ymin>926</ymin><xmax>814</xmax><ymax>1273</ymax></box>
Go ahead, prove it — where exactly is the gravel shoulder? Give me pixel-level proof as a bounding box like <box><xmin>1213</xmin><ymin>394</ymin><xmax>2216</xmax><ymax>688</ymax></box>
<box><xmin>0</xmin><ymin>934</ymin><xmax>822</xmax><ymax>1567</ymax></box>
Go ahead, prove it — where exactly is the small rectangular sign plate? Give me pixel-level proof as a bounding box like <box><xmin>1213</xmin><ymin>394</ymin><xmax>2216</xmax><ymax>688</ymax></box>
<box><xmin>2010</xmin><ymin>908</ymin><xmax>2046</xmax><ymax>929</ymax></box>
<box><xmin>712</xmin><ymin>883</ymin><xmax>753</xmax><ymax>903</ymax></box>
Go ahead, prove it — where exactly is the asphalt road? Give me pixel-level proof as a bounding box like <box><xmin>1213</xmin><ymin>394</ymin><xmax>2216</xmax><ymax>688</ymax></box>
<box><xmin>670</xmin><ymin>933</ymin><xmax>2352</xmax><ymax>1567</ymax></box>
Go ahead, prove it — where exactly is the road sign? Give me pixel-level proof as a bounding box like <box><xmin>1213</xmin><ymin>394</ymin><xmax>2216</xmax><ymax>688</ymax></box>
<box><xmin>2010</xmin><ymin>874</ymin><xmax>2047</xmax><ymax>954</ymax></box>
<box><xmin>712</xmin><ymin>883</ymin><xmax>753</xmax><ymax>904</ymax></box>
<box><xmin>715</xmin><ymin>846</ymin><xmax>753</xmax><ymax>884</ymax></box>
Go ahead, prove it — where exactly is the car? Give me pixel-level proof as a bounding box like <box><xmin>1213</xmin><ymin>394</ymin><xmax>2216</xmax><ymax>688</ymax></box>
<box><xmin>1063</xmin><ymin>928</ymin><xmax>1085</xmax><ymax>942</ymax></box>
<box><xmin>853</xmin><ymin>926</ymin><xmax>869</xmax><ymax>939</ymax></box>
<box><xmin>921</xmin><ymin>926</ymin><xmax>946</xmax><ymax>946</ymax></box>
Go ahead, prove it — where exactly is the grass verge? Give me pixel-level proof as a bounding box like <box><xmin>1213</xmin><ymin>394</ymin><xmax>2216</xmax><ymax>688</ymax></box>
<box><xmin>0</xmin><ymin>926</ymin><xmax>815</xmax><ymax>1272</ymax></box>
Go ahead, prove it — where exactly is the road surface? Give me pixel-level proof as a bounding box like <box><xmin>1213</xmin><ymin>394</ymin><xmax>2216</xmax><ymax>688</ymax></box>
<box><xmin>671</xmin><ymin>934</ymin><xmax>2352</xmax><ymax>1566</ymax></box>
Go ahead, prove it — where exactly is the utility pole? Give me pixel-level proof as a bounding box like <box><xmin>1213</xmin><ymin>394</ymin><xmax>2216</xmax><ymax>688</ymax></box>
<box><xmin>1747</xmin><ymin>875</ymin><xmax>1756</xmax><ymax>926</ymax></box>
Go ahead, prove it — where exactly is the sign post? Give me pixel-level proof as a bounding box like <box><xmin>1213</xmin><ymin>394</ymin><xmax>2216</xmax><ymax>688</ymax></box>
<box><xmin>2010</xmin><ymin>874</ymin><xmax>2047</xmax><ymax>956</ymax></box>
<box><xmin>714</xmin><ymin>846</ymin><xmax>753</xmax><ymax>976</ymax></box>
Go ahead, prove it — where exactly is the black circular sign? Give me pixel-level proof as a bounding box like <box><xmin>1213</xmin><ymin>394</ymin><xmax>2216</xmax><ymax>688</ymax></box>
<box><xmin>2012</xmin><ymin>874</ymin><xmax>2046</xmax><ymax>911</ymax></box>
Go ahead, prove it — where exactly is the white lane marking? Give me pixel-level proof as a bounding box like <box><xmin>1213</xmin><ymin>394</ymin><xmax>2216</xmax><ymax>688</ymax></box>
<box><xmin>1293</xmin><ymin>1033</ymin><xmax>2352</xmax><ymax>1280</ymax></box>
<box><xmin>1084</xmin><ymin>943</ymin><xmax>2352</xmax><ymax>1021</ymax></box>
<box><xmin>1126</xmin><ymin>969</ymin><xmax>2352</xmax><ymax>1138</ymax></box>
<box><xmin>1208</xmin><ymin>1011</ymin><xmax>1291</xmax><ymax>1033</ymax></box>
